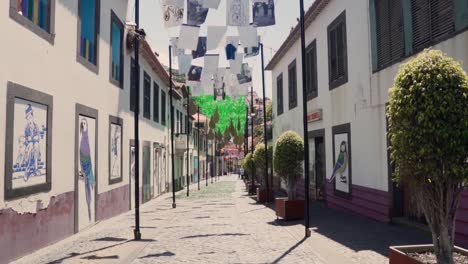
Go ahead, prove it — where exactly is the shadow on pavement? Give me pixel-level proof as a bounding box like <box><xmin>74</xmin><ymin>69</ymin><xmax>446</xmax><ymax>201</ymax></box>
<box><xmin>180</xmin><ymin>233</ymin><xmax>248</xmax><ymax>239</ymax></box>
<box><xmin>46</xmin><ymin>240</ymin><xmax>130</xmax><ymax>264</ymax></box>
<box><xmin>93</xmin><ymin>237</ymin><xmax>127</xmax><ymax>242</ymax></box>
<box><xmin>139</xmin><ymin>251</ymin><xmax>175</xmax><ymax>259</ymax></box>
<box><xmin>81</xmin><ymin>255</ymin><xmax>119</xmax><ymax>260</ymax></box>
<box><xmin>271</xmin><ymin>237</ymin><xmax>307</xmax><ymax>264</ymax></box>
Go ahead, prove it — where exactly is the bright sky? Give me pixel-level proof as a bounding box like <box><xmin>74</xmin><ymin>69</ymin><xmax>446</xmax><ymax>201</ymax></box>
<box><xmin>128</xmin><ymin>0</ymin><xmax>315</xmax><ymax>98</ymax></box>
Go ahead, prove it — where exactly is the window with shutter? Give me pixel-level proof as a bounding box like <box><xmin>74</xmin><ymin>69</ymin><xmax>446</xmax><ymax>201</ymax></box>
<box><xmin>143</xmin><ymin>72</ymin><xmax>151</xmax><ymax>119</ymax></box>
<box><xmin>412</xmin><ymin>0</ymin><xmax>454</xmax><ymax>52</ymax></box>
<box><xmin>130</xmin><ymin>58</ymin><xmax>140</xmax><ymax>112</ymax></box>
<box><xmin>306</xmin><ymin>40</ymin><xmax>318</xmax><ymax>100</ymax></box>
<box><xmin>327</xmin><ymin>11</ymin><xmax>348</xmax><ymax>90</ymax></box>
<box><xmin>153</xmin><ymin>82</ymin><xmax>160</xmax><ymax>123</ymax></box>
<box><xmin>277</xmin><ymin>74</ymin><xmax>284</xmax><ymax>116</ymax></box>
<box><xmin>288</xmin><ymin>60</ymin><xmax>297</xmax><ymax>109</ymax></box>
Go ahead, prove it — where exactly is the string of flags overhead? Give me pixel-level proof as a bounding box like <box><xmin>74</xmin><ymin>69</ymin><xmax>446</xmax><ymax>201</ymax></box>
<box><xmin>160</xmin><ymin>0</ymin><xmax>276</xmax><ymax>100</ymax></box>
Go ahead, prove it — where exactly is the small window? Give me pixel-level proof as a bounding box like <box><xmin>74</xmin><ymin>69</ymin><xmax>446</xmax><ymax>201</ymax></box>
<box><xmin>110</xmin><ymin>11</ymin><xmax>124</xmax><ymax>87</ymax></box>
<box><xmin>130</xmin><ymin>58</ymin><xmax>140</xmax><ymax>112</ymax></box>
<box><xmin>306</xmin><ymin>40</ymin><xmax>318</xmax><ymax>100</ymax></box>
<box><xmin>276</xmin><ymin>74</ymin><xmax>283</xmax><ymax>116</ymax></box>
<box><xmin>143</xmin><ymin>72</ymin><xmax>151</xmax><ymax>119</ymax></box>
<box><xmin>153</xmin><ymin>82</ymin><xmax>160</xmax><ymax>123</ymax></box>
<box><xmin>161</xmin><ymin>91</ymin><xmax>167</xmax><ymax>126</ymax></box>
<box><xmin>10</xmin><ymin>0</ymin><xmax>55</xmax><ymax>43</ymax></box>
<box><xmin>328</xmin><ymin>11</ymin><xmax>348</xmax><ymax>90</ymax></box>
<box><xmin>288</xmin><ymin>60</ymin><xmax>297</xmax><ymax>110</ymax></box>
<box><xmin>78</xmin><ymin>0</ymin><xmax>100</xmax><ymax>69</ymax></box>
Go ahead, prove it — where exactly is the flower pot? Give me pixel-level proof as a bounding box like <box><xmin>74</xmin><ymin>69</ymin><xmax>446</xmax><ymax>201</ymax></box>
<box><xmin>389</xmin><ymin>244</ymin><xmax>468</xmax><ymax>264</ymax></box>
<box><xmin>275</xmin><ymin>197</ymin><xmax>305</xmax><ymax>220</ymax></box>
<box><xmin>256</xmin><ymin>188</ymin><xmax>274</xmax><ymax>203</ymax></box>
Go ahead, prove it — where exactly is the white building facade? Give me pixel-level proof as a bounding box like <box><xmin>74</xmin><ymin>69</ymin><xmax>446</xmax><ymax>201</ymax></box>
<box><xmin>0</xmin><ymin>1</ymin><xmax>179</xmax><ymax>262</ymax></box>
<box><xmin>267</xmin><ymin>0</ymin><xmax>468</xmax><ymax>246</ymax></box>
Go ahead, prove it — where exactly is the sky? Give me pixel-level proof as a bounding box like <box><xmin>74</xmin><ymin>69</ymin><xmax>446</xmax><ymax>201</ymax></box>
<box><xmin>128</xmin><ymin>0</ymin><xmax>315</xmax><ymax>98</ymax></box>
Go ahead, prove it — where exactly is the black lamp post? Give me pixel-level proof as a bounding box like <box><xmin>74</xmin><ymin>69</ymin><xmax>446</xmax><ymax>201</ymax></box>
<box><xmin>260</xmin><ymin>43</ymin><xmax>270</xmax><ymax>203</ymax></box>
<box><xmin>197</xmin><ymin>106</ymin><xmax>200</xmax><ymax>191</ymax></box>
<box><xmin>250</xmin><ymin>87</ymin><xmax>256</xmax><ymax>195</ymax></box>
<box><xmin>299</xmin><ymin>0</ymin><xmax>311</xmax><ymax>238</ymax></box>
<box><xmin>169</xmin><ymin>45</ymin><xmax>176</xmax><ymax>209</ymax></box>
<box><xmin>132</xmin><ymin>0</ymin><xmax>142</xmax><ymax>241</ymax></box>
<box><xmin>186</xmin><ymin>92</ymin><xmax>190</xmax><ymax>197</ymax></box>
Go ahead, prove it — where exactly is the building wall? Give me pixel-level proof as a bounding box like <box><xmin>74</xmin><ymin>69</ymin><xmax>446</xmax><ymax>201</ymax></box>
<box><xmin>270</xmin><ymin>0</ymin><xmax>468</xmax><ymax>229</ymax></box>
<box><xmin>0</xmin><ymin>1</ymin><xmax>174</xmax><ymax>262</ymax></box>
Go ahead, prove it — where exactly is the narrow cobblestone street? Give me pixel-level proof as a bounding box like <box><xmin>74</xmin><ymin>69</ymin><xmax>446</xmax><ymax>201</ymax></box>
<box><xmin>11</xmin><ymin>175</ymin><xmax>429</xmax><ymax>264</ymax></box>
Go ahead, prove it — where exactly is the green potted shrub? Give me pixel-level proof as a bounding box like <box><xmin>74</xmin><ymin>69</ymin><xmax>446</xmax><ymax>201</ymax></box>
<box><xmin>387</xmin><ymin>50</ymin><xmax>468</xmax><ymax>264</ymax></box>
<box><xmin>253</xmin><ymin>144</ymin><xmax>274</xmax><ymax>203</ymax></box>
<box><xmin>242</xmin><ymin>152</ymin><xmax>257</xmax><ymax>194</ymax></box>
<box><xmin>273</xmin><ymin>131</ymin><xmax>305</xmax><ymax>220</ymax></box>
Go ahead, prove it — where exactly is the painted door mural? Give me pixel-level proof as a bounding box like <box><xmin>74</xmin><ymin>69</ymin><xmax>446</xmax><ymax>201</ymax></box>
<box><xmin>78</xmin><ymin>115</ymin><xmax>96</xmax><ymax>230</ymax></box>
<box><xmin>129</xmin><ymin>141</ymin><xmax>135</xmax><ymax>209</ymax></box>
<box><xmin>142</xmin><ymin>143</ymin><xmax>151</xmax><ymax>203</ymax></box>
<box><xmin>153</xmin><ymin>145</ymin><xmax>160</xmax><ymax>196</ymax></box>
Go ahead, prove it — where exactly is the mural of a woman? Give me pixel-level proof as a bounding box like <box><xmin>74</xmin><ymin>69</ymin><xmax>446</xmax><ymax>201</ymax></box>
<box><xmin>79</xmin><ymin>118</ymin><xmax>96</xmax><ymax>221</ymax></box>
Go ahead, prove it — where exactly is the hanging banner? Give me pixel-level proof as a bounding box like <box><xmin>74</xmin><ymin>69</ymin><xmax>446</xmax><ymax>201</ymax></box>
<box><xmin>252</xmin><ymin>0</ymin><xmax>276</xmax><ymax>27</ymax></box>
<box><xmin>229</xmin><ymin>53</ymin><xmax>243</xmax><ymax>74</ymax></box>
<box><xmin>225</xmin><ymin>36</ymin><xmax>239</xmax><ymax>60</ymax></box>
<box><xmin>238</xmin><ymin>25</ymin><xmax>258</xmax><ymax>48</ymax></box>
<box><xmin>227</xmin><ymin>0</ymin><xmax>250</xmax><ymax>26</ymax></box>
<box><xmin>178</xmin><ymin>24</ymin><xmax>200</xmax><ymax>51</ymax></box>
<box><xmin>161</xmin><ymin>0</ymin><xmax>185</xmax><ymax>28</ymax></box>
<box><xmin>213</xmin><ymin>68</ymin><xmax>227</xmax><ymax>89</ymax></box>
<box><xmin>177</xmin><ymin>54</ymin><xmax>193</xmax><ymax>75</ymax></box>
<box><xmin>190</xmin><ymin>82</ymin><xmax>204</xmax><ymax>96</ymax></box>
<box><xmin>200</xmin><ymin>70</ymin><xmax>213</xmax><ymax>89</ymax></box>
<box><xmin>187</xmin><ymin>0</ymin><xmax>209</xmax><ymax>26</ymax></box>
<box><xmin>204</xmin><ymin>54</ymin><xmax>220</xmax><ymax>76</ymax></box>
<box><xmin>207</xmin><ymin>26</ymin><xmax>227</xmax><ymax>50</ymax></box>
<box><xmin>237</xmin><ymin>63</ymin><xmax>252</xmax><ymax>85</ymax></box>
<box><xmin>192</xmin><ymin>37</ymin><xmax>207</xmax><ymax>59</ymax></box>
<box><xmin>170</xmin><ymin>37</ymin><xmax>185</xmax><ymax>57</ymax></box>
<box><xmin>187</xmin><ymin>65</ymin><xmax>203</xmax><ymax>81</ymax></box>
<box><xmin>244</xmin><ymin>45</ymin><xmax>259</xmax><ymax>58</ymax></box>
<box><xmin>203</xmin><ymin>0</ymin><xmax>221</xmax><ymax>9</ymax></box>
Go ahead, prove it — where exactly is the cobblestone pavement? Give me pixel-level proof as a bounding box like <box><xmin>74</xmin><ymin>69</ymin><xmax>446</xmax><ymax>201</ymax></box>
<box><xmin>12</xmin><ymin>175</ymin><xmax>430</xmax><ymax>264</ymax></box>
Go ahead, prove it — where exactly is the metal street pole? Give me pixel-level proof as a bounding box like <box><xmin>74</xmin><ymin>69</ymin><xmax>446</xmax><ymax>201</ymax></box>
<box><xmin>299</xmin><ymin>0</ymin><xmax>311</xmax><ymax>238</ymax></box>
<box><xmin>250</xmin><ymin>87</ymin><xmax>255</xmax><ymax>195</ymax></box>
<box><xmin>186</xmin><ymin>92</ymin><xmax>190</xmax><ymax>197</ymax></box>
<box><xmin>260</xmin><ymin>43</ymin><xmax>269</xmax><ymax>203</ymax></box>
<box><xmin>197</xmin><ymin>107</ymin><xmax>200</xmax><ymax>191</ymax></box>
<box><xmin>169</xmin><ymin>45</ymin><xmax>176</xmax><ymax>209</ymax></box>
<box><xmin>205</xmin><ymin>131</ymin><xmax>208</xmax><ymax>187</ymax></box>
<box><xmin>212</xmin><ymin>137</ymin><xmax>215</xmax><ymax>184</ymax></box>
<box><xmin>133</xmin><ymin>0</ymin><xmax>142</xmax><ymax>241</ymax></box>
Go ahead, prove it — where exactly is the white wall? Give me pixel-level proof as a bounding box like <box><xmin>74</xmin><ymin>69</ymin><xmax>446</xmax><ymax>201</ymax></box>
<box><xmin>0</xmin><ymin>0</ymin><xmax>173</xmax><ymax>213</ymax></box>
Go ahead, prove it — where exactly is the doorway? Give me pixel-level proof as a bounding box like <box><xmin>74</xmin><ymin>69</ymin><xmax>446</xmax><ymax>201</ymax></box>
<box><xmin>308</xmin><ymin>129</ymin><xmax>326</xmax><ymax>201</ymax></box>
<box><xmin>142</xmin><ymin>142</ymin><xmax>151</xmax><ymax>203</ymax></box>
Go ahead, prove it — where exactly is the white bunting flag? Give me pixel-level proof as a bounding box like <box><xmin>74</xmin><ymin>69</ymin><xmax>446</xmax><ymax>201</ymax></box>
<box><xmin>170</xmin><ymin>37</ymin><xmax>185</xmax><ymax>57</ymax></box>
<box><xmin>227</xmin><ymin>0</ymin><xmax>250</xmax><ymax>26</ymax></box>
<box><xmin>229</xmin><ymin>53</ymin><xmax>244</xmax><ymax>74</ymax></box>
<box><xmin>206</xmin><ymin>26</ymin><xmax>227</xmax><ymax>50</ymax></box>
<box><xmin>189</xmin><ymin>82</ymin><xmax>204</xmax><ymax>96</ymax></box>
<box><xmin>178</xmin><ymin>25</ymin><xmax>200</xmax><ymax>51</ymax></box>
<box><xmin>160</xmin><ymin>0</ymin><xmax>185</xmax><ymax>28</ymax></box>
<box><xmin>203</xmin><ymin>55</ymin><xmax>220</xmax><ymax>77</ymax></box>
<box><xmin>177</xmin><ymin>54</ymin><xmax>193</xmax><ymax>75</ymax></box>
<box><xmin>200</xmin><ymin>70</ymin><xmax>213</xmax><ymax>90</ymax></box>
<box><xmin>238</xmin><ymin>25</ymin><xmax>258</xmax><ymax>48</ymax></box>
<box><xmin>203</xmin><ymin>0</ymin><xmax>221</xmax><ymax>9</ymax></box>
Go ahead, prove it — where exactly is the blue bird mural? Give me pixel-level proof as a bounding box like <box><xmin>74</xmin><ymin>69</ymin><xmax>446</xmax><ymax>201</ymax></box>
<box><xmin>79</xmin><ymin>118</ymin><xmax>95</xmax><ymax>222</ymax></box>
<box><xmin>329</xmin><ymin>141</ymin><xmax>348</xmax><ymax>184</ymax></box>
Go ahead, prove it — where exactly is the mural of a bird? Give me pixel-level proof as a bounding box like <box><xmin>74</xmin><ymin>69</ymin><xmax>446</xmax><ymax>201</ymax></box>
<box><xmin>329</xmin><ymin>141</ymin><xmax>348</xmax><ymax>184</ymax></box>
<box><xmin>79</xmin><ymin>118</ymin><xmax>95</xmax><ymax>222</ymax></box>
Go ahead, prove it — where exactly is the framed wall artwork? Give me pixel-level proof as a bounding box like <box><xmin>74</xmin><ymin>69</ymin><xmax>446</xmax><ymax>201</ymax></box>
<box><xmin>332</xmin><ymin>123</ymin><xmax>352</xmax><ymax>198</ymax></box>
<box><xmin>109</xmin><ymin>116</ymin><xmax>123</xmax><ymax>184</ymax></box>
<box><xmin>74</xmin><ymin>103</ymin><xmax>98</xmax><ymax>232</ymax></box>
<box><xmin>4</xmin><ymin>82</ymin><xmax>53</xmax><ymax>199</ymax></box>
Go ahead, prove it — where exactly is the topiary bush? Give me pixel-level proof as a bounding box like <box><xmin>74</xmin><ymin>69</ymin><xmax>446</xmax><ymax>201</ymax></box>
<box><xmin>388</xmin><ymin>49</ymin><xmax>468</xmax><ymax>264</ymax></box>
<box><xmin>273</xmin><ymin>131</ymin><xmax>304</xmax><ymax>200</ymax></box>
<box><xmin>253</xmin><ymin>143</ymin><xmax>273</xmax><ymax>186</ymax></box>
<box><xmin>242</xmin><ymin>152</ymin><xmax>255</xmax><ymax>175</ymax></box>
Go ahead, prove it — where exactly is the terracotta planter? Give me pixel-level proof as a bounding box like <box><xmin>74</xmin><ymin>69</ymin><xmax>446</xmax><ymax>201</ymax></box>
<box><xmin>256</xmin><ymin>188</ymin><xmax>274</xmax><ymax>203</ymax></box>
<box><xmin>275</xmin><ymin>197</ymin><xmax>305</xmax><ymax>220</ymax></box>
<box><xmin>389</xmin><ymin>244</ymin><xmax>468</xmax><ymax>264</ymax></box>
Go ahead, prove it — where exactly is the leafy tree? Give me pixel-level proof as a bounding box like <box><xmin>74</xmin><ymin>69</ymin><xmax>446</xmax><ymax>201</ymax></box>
<box><xmin>266</xmin><ymin>102</ymin><xmax>272</xmax><ymax>121</ymax></box>
<box><xmin>242</xmin><ymin>152</ymin><xmax>255</xmax><ymax>175</ymax></box>
<box><xmin>273</xmin><ymin>131</ymin><xmax>304</xmax><ymax>200</ymax></box>
<box><xmin>388</xmin><ymin>50</ymin><xmax>468</xmax><ymax>264</ymax></box>
<box><xmin>253</xmin><ymin>144</ymin><xmax>273</xmax><ymax>186</ymax></box>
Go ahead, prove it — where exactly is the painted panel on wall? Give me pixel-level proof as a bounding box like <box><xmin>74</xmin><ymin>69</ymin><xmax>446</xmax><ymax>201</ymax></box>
<box><xmin>77</xmin><ymin>115</ymin><xmax>96</xmax><ymax>230</ymax></box>
<box><xmin>109</xmin><ymin>121</ymin><xmax>122</xmax><ymax>183</ymax></box>
<box><xmin>332</xmin><ymin>132</ymin><xmax>351</xmax><ymax>196</ymax></box>
<box><xmin>130</xmin><ymin>143</ymin><xmax>135</xmax><ymax>209</ymax></box>
<box><xmin>12</xmin><ymin>99</ymin><xmax>48</xmax><ymax>189</ymax></box>
<box><xmin>153</xmin><ymin>146</ymin><xmax>160</xmax><ymax>196</ymax></box>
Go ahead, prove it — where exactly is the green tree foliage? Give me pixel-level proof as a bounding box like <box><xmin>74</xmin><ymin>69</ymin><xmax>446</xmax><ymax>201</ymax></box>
<box><xmin>266</xmin><ymin>102</ymin><xmax>272</xmax><ymax>121</ymax></box>
<box><xmin>273</xmin><ymin>131</ymin><xmax>304</xmax><ymax>200</ymax></box>
<box><xmin>388</xmin><ymin>50</ymin><xmax>468</xmax><ymax>264</ymax></box>
<box><xmin>253</xmin><ymin>144</ymin><xmax>274</xmax><ymax>186</ymax></box>
<box><xmin>194</xmin><ymin>96</ymin><xmax>247</xmax><ymax>134</ymax></box>
<box><xmin>242</xmin><ymin>152</ymin><xmax>255</xmax><ymax>174</ymax></box>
